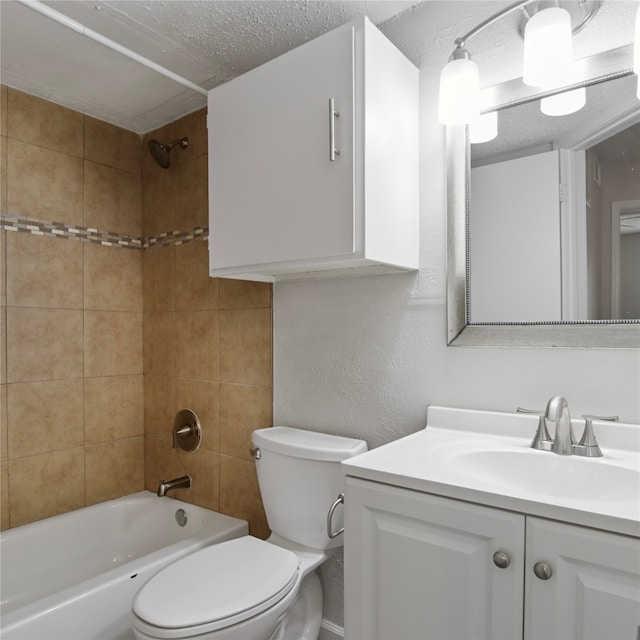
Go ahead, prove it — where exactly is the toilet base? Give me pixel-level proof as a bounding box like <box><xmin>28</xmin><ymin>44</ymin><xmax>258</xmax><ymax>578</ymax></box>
<box><xmin>276</xmin><ymin>571</ymin><xmax>323</xmax><ymax>640</ymax></box>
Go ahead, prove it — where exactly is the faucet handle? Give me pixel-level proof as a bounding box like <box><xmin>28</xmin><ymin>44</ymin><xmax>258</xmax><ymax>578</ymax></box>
<box><xmin>573</xmin><ymin>414</ymin><xmax>617</xmax><ymax>457</ymax></box>
<box><xmin>517</xmin><ymin>407</ymin><xmax>544</xmax><ymax>415</ymax></box>
<box><xmin>518</xmin><ymin>407</ymin><xmax>552</xmax><ymax>451</ymax></box>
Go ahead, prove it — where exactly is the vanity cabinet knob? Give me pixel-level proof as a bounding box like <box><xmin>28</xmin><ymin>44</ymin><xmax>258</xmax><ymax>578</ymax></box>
<box><xmin>533</xmin><ymin>561</ymin><xmax>553</xmax><ymax>580</ymax></box>
<box><xmin>493</xmin><ymin>551</ymin><xmax>511</xmax><ymax>569</ymax></box>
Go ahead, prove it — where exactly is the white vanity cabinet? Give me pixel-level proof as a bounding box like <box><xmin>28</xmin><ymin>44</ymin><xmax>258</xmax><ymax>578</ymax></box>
<box><xmin>207</xmin><ymin>17</ymin><xmax>419</xmax><ymax>281</ymax></box>
<box><xmin>344</xmin><ymin>477</ymin><xmax>640</xmax><ymax>640</ymax></box>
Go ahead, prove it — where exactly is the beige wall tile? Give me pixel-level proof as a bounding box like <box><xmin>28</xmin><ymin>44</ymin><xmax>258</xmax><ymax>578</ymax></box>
<box><xmin>85</xmin><ymin>375</ymin><xmax>144</xmax><ymax>444</ymax></box>
<box><xmin>7</xmin><ymin>89</ymin><xmax>83</xmax><ymax>157</ymax></box>
<box><xmin>0</xmin><ymin>384</ymin><xmax>7</xmax><ymax>462</ymax></box>
<box><xmin>84</xmin><ymin>244</ymin><xmax>142</xmax><ymax>312</ymax></box>
<box><xmin>220</xmin><ymin>454</ymin><xmax>269</xmax><ymax>539</ymax></box>
<box><xmin>175</xmin><ymin>378</ymin><xmax>219</xmax><ymax>452</ymax></box>
<box><xmin>0</xmin><ymin>230</ymin><xmax>5</xmax><ymax>306</ymax></box>
<box><xmin>176</xmin><ymin>448</ymin><xmax>219</xmax><ymax>510</ymax></box>
<box><xmin>85</xmin><ymin>437</ymin><xmax>144</xmax><ymax>505</ymax></box>
<box><xmin>7</xmin><ymin>307</ymin><xmax>83</xmax><ymax>382</ymax></box>
<box><xmin>7</xmin><ymin>233</ymin><xmax>83</xmax><ymax>309</ymax></box>
<box><xmin>84</xmin><ymin>161</ymin><xmax>141</xmax><ymax>236</ymax></box>
<box><xmin>8</xmin><ymin>379</ymin><xmax>84</xmax><ymax>458</ymax></box>
<box><xmin>85</xmin><ymin>310</ymin><xmax>143</xmax><ymax>377</ymax></box>
<box><xmin>143</xmin><ymin>246</ymin><xmax>175</xmax><ymax>312</ymax></box>
<box><xmin>219</xmin><ymin>279</ymin><xmax>272</xmax><ymax>310</ymax></box>
<box><xmin>142</xmin><ymin>169</ymin><xmax>175</xmax><ymax>237</ymax></box>
<box><xmin>145</xmin><ymin>435</ymin><xmax>177</xmax><ymax>492</ymax></box>
<box><xmin>143</xmin><ymin>311</ymin><xmax>175</xmax><ymax>376</ymax></box>
<box><xmin>174</xmin><ymin>154</ymin><xmax>208</xmax><ymax>229</ymax></box>
<box><xmin>175</xmin><ymin>241</ymin><xmax>218</xmax><ymax>310</ymax></box>
<box><xmin>220</xmin><ymin>384</ymin><xmax>272</xmax><ymax>460</ymax></box>
<box><xmin>0</xmin><ymin>461</ymin><xmax>8</xmax><ymax>530</ymax></box>
<box><xmin>84</xmin><ymin>116</ymin><xmax>141</xmax><ymax>175</ymax></box>
<box><xmin>144</xmin><ymin>374</ymin><xmax>175</xmax><ymax>442</ymax></box>
<box><xmin>219</xmin><ymin>308</ymin><xmax>272</xmax><ymax>386</ymax></box>
<box><xmin>7</xmin><ymin>139</ymin><xmax>83</xmax><ymax>225</ymax></box>
<box><xmin>9</xmin><ymin>448</ymin><xmax>85</xmax><ymax>527</ymax></box>
<box><xmin>0</xmin><ymin>304</ymin><xmax>5</xmax><ymax>384</ymax></box>
<box><xmin>0</xmin><ymin>85</ymin><xmax>7</xmax><ymax>137</ymax></box>
<box><xmin>175</xmin><ymin>310</ymin><xmax>218</xmax><ymax>381</ymax></box>
<box><xmin>1</xmin><ymin>136</ymin><xmax>7</xmax><ymax>214</ymax></box>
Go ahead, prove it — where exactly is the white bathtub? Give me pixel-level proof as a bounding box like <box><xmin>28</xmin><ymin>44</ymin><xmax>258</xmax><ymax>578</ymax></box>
<box><xmin>0</xmin><ymin>491</ymin><xmax>248</xmax><ymax>640</ymax></box>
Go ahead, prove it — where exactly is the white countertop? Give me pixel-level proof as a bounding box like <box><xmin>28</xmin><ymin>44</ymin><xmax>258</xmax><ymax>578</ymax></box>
<box><xmin>342</xmin><ymin>406</ymin><xmax>640</xmax><ymax>538</ymax></box>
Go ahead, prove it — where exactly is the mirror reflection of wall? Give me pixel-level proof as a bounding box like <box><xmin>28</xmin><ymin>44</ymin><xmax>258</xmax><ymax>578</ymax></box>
<box><xmin>589</xmin><ymin>124</ymin><xmax>640</xmax><ymax>320</ymax></box>
<box><xmin>469</xmin><ymin>74</ymin><xmax>639</xmax><ymax>324</ymax></box>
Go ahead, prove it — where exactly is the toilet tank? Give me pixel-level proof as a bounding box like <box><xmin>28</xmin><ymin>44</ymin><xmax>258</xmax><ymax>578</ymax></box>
<box><xmin>252</xmin><ymin>427</ymin><xmax>367</xmax><ymax>550</ymax></box>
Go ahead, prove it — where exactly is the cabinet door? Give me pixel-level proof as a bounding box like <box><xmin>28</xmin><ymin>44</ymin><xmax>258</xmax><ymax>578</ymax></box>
<box><xmin>344</xmin><ymin>478</ymin><xmax>525</xmax><ymax>640</ymax></box>
<box><xmin>525</xmin><ymin>517</ymin><xmax>640</xmax><ymax>640</ymax></box>
<box><xmin>208</xmin><ymin>24</ymin><xmax>355</xmax><ymax>271</ymax></box>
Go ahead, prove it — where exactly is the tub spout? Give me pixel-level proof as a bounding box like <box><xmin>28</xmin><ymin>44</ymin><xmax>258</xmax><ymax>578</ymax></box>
<box><xmin>157</xmin><ymin>475</ymin><xmax>192</xmax><ymax>497</ymax></box>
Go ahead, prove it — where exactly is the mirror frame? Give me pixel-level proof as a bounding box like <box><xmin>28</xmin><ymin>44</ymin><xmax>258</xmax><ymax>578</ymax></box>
<box><xmin>447</xmin><ymin>43</ymin><xmax>640</xmax><ymax>348</ymax></box>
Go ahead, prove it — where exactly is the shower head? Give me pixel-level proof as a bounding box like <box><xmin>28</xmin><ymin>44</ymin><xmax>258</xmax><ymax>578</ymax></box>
<box><xmin>148</xmin><ymin>137</ymin><xmax>189</xmax><ymax>169</ymax></box>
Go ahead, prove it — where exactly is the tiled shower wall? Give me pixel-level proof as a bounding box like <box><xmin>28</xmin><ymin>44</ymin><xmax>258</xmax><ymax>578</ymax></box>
<box><xmin>0</xmin><ymin>86</ymin><xmax>272</xmax><ymax>536</ymax></box>
<box><xmin>141</xmin><ymin>109</ymin><xmax>272</xmax><ymax>538</ymax></box>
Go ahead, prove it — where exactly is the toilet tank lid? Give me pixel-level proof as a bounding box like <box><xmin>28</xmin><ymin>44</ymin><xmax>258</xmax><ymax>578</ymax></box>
<box><xmin>252</xmin><ymin>427</ymin><xmax>367</xmax><ymax>462</ymax></box>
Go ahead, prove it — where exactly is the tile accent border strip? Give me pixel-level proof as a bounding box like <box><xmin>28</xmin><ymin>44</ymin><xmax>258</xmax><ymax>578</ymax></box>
<box><xmin>0</xmin><ymin>213</ymin><xmax>207</xmax><ymax>250</ymax></box>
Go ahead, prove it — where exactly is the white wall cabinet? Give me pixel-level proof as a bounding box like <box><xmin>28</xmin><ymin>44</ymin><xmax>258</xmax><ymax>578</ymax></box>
<box><xmin>207</xmin><ymin>17</ymin><xmax>418</xmax><ymax>281</ymax></box>
<box><xmin>344</xmin><ymin>477</ymin><xmax>640</xmax><ymax>640</ymax></box>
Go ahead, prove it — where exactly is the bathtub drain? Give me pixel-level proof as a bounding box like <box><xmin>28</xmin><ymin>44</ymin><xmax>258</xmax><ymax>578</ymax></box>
<box><xmin>175</xmin><ymin>509</ymin><xmax>188</xmax><ymax>527</ymax></box>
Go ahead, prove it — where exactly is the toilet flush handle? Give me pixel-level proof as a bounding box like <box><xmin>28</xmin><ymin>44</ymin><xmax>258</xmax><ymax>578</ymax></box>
<box><xmin>327</xmin><ymin>493</ymin><xmax>345</xmax><ymax>539</ymax></box>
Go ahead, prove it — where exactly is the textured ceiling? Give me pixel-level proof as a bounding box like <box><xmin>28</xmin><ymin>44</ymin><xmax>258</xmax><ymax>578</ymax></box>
<box><xmin>1</xmin><ymin>0</ymin><xmax>637</xmax><ymax>133</ymax></box>
<box><xmin>0</xmin><ymin>0</ymin><xmax>422</xmax><ymax>132</ymax></box>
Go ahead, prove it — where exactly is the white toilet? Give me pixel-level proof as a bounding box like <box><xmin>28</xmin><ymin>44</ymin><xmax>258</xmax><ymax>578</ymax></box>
<box><xmin>131</xmin><ymin>426</ymin><xmax>367</xmax><ymax>640</ymax></box>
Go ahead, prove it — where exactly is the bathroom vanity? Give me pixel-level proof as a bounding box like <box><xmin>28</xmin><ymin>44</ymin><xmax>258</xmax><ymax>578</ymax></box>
<box><xmin>342</xmin><ymin>406</ymin><xmax>640</xmax><ymax>640</ymax></box>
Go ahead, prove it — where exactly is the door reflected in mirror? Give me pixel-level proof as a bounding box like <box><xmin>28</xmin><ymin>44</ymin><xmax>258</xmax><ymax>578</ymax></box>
<box><xmin>469</xmin><ymin>74</ymin><xmax>639</xmax><ymax>323</ymax></box>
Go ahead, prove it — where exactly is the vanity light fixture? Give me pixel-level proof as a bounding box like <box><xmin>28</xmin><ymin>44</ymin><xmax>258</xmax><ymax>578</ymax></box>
<box><xmin>469</xmin><ymin>110</ymin><xmax>498</xmax><ymax>143</ymax></box>
<box><xmin>540</xmin><ymin>86</ymin><xmax>586</xmax><ymax>116</ymax></box>
<box><xmin>438</xmin><ymin>0</ymin><xmax>604</xmax><ymax>127</ymax></box>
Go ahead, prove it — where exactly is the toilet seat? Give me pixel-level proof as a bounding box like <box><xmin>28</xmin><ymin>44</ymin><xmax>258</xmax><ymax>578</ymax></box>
<box><xmin>133</xmin><ymin>536</ymin><xmax>299</xmax><ymax>638</ymax></box>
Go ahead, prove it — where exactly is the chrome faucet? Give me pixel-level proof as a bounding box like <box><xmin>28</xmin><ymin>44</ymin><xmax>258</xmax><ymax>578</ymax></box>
<box><xmin>523</xmin><ymin>399</ymin><xmax>616</xmax><ymax>457</ymax></box>
<box><xmin>157</xmin><ymin>475</ymin><xmax>192</xmax><ymax>497</ymax></box>
<box><xmin>546</xmin><ymin>396</ymin><xmax>576</xmax><ymax>455</ymax></box>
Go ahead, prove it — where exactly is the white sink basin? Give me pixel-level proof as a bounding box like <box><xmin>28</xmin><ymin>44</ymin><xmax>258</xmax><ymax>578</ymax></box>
<box><xmin>451</xmin><ymin>449</ymin><xmax>639</xmax><ymax>503</ymax></box>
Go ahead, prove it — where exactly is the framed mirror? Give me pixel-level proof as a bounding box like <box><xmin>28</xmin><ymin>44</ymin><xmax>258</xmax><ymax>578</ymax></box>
<box><xmin>447</xmin><ymin>43</ymin><xmax>640</xmax><ymax>348</ymax></box>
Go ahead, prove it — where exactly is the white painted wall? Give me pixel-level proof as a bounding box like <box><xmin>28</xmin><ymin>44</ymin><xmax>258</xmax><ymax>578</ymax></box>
<box><xmin>273</xmin><ymin>1</ymin><xmax>640</xmax><ymax>630</ymax></box>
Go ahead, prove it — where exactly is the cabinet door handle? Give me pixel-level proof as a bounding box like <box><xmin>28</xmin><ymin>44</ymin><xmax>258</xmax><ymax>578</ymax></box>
<box><xmin>493</xmin><ymin>551</ymin><xmax>511</xmax><ymax>569</ymax></box>
<box><xmin>329</xmin><ymin>98</ymin><xmax>340</xmax><ymax>161</ymax></box>
<box><xmin>533</xmin><ymin>561</ymin><xmax>553</xmax><ymax>580</ymax></box>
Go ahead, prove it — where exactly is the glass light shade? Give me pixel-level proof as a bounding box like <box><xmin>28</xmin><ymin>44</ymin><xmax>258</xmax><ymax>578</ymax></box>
<box><xmin>438</xmin><ymin>57</ymin><xmax>480</xmax><ymax>125</ymax></box>
<box><xmin>470</xmin><ymin>111</ymin><xmax>498</xmax><ymax>143</ymax></box>
<box><xmin>523</xmin><ymin>8</ymin><xmax>573</xmax><ymax>88</ymax></box>
<box><xmin>540</xmin><ymin>87</ymin><xmax>586</xmax><ymax>116</ymax></box>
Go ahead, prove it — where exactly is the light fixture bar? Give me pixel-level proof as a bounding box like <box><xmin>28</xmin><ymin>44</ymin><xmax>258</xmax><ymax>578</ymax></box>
<box><xmin>455</xmin><ymin>0</ymin><xmax>532</xmax><ymax>47</ymax></box>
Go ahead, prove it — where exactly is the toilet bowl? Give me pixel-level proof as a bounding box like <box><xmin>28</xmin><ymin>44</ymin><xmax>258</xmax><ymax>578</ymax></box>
<box><xmin>132</xmin><ymin>427</ymin><xmax>367</xmax><ymax>640</ymax></box>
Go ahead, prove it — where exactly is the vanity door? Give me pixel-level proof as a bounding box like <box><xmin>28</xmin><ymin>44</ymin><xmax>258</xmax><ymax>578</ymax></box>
<box><xmin>525</xmin><ymin>517</ymin><xmax>640</xmax><ymax>640</ymax></box>
<box><xmin>344</xmin><ymin>477</ymin><xmax>525</xmax><ymax>640</ymax></box>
